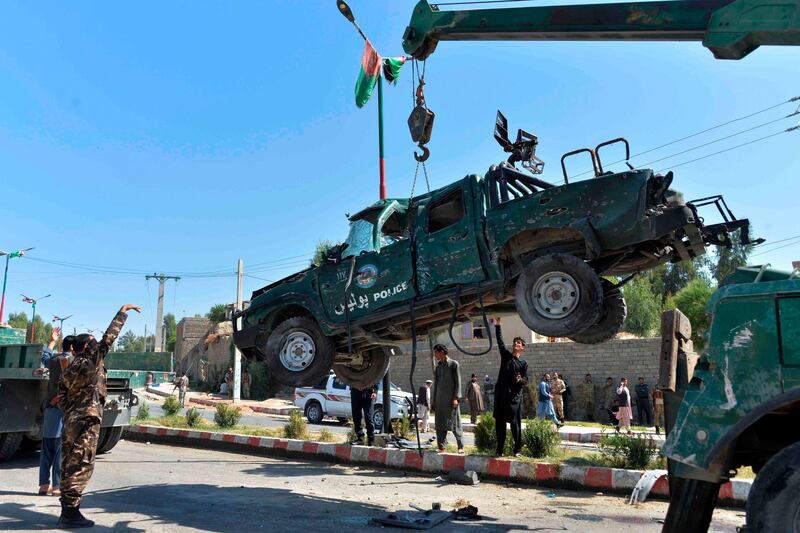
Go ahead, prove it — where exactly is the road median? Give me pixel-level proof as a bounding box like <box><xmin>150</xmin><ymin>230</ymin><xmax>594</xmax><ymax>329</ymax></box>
<box><xmin>124</xmin><ymin>424</ymin><xmax>750</xmax><ymax>507</ymax></box>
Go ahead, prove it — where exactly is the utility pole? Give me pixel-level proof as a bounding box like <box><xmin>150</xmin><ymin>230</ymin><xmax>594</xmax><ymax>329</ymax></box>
<box><xmin>144</xmin><ymin>324</ymin><xmax>148</xmax><ymax>352</ymax></box>
<box><xmin>145</xmin><ymin>273</ymin><xmax>180</xmax><ymax>352</ymax></box>
<box><xmin>233</xmin><ymin>259</ymin><xmax>243</xmax><ymax>402</ymax></box>
<box><xmin>0</xmin><ymin>247</ymin><xmax>34</xmax><ymax>324</ymax></box>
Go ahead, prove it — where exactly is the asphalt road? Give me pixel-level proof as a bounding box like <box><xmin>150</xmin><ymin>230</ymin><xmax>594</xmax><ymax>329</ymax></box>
<box><xmin>0</xmin><ymin>440</ymin><xmax>745</xmax><ymax>532</ymax></box>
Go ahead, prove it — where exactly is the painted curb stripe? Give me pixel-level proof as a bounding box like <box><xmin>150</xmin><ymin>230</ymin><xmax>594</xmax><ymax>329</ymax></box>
<box><xmin>130</xmin><ymin>425</ymin><xmax>748</xmax><ymax>504</ymax></box>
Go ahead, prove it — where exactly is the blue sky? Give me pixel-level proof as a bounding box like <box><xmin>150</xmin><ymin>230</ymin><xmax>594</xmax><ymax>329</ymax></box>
<box><xmin>2</xmin><ymin>1</ymin><xmax>798</xmax><ymax>336</ymax></box>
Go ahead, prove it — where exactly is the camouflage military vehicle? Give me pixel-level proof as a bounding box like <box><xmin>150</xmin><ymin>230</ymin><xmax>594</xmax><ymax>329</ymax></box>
<box><xmin>233</xmin><ymin>120</ymin><xmax>753</xmax><ymax>388</ymax></box>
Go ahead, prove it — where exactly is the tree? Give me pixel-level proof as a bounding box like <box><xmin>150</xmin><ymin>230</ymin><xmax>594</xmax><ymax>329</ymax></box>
<box><xmin>672</xmin><ymin>278</ymin><xmax>714</xmax><ymax>348</ymax></box>
<box><xmin>8</xmin><ymin>312</ymin><xmax>27</xmax><ymax>330</ymax></box>
<box><xmin>311</xmin><ymin>239</ymin><xmax>339</xmax><ymax>266</ymax></box>
<box><xmin>712</xmin><ymin>228</ymin><xmax>753</xmax><ymax>284</ymax></box>
<box><xmin>206</xmin><ymin>304</ymin><xmax>227</xmax><ymax>323</ymax></box>
<box><xmin>622</xmin><ymin>276</ymin><xmax>661</xmax><ymax>337</ymax></box>
<box><xmin>118</xmin><ymin>330</ymin><xmax>144</xmax><ymax>352</ymax></box>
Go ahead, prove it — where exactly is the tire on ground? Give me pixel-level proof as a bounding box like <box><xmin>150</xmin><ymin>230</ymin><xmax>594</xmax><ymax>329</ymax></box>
<box><xmin>304</xmin><ymin>401</ymin><xmax>324</xmax><ymax>424</ymax></box>
<box><xmin>746</xmin><ymin>440</ymin><xmax>800</xmax><ymax>532</ymax></box>
<box><xmin>333</xmin><ymin>347</ymin><xmax>391</xmax><ymax>390</ymax></box>
<box><xmin>265</xmin><ymin>317</ymin><xmax>334</xmax><ymax>388</ymax></box>
<box><xmin>0</xmin><ymin>432</ymin><xmax>24</xmax><ymax>461</ymax></box>
<box><xmin>515</xmin><ymin>253</ymin><xmax>603</xmax><ymax>338</ymax></box>
<box><xmin>96</xmin><ymin>426</ymin><xmax>124</xmax><ymax>454</ymax></box>
<box><xmin>568</xmin><ymin>280</ymin><xmax>627</xmax><ymax>344</ymax></box>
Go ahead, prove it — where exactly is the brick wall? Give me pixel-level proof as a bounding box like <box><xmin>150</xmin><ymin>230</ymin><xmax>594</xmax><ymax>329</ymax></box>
<box><xmin>176</xmin><ymin>317</ymin><xmax>211</xmax><ymax>365</ymax></box>
<box><xmin>387</xmin><ymin>337</ymin><xmax>661</xmax><ymax>422</ymax></box>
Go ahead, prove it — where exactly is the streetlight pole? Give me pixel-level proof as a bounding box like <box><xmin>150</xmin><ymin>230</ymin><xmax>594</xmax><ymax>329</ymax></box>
<box><xmin>53</xmin><ymin>314</ymin><xmax>72</xmax><ymax>335</ymax></box>
<box><xmin>0</xmin><ymin>247</ymin><xmax>34</xmax><ymax>324</ymax></box>
<box><xmin>21</xmin><ymin>294</ymin><xmax>51</xmax><ymax>343</ymax></box>
<box><xmin>336</xmin><ymin>0</ymin><xmax>387</xmax><ymax>200</ymax></box>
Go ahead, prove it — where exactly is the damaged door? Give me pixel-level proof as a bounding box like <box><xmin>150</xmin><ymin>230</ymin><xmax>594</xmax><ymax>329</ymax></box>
<box><xmin>414</xmin><ymin>177</ymin><xmax>486</xmax><ymax>295</ymax></box>
<box><xmin>318</xmin><ymin>201</ymin><xmax>416</xmax><ymax>322</ymax></box>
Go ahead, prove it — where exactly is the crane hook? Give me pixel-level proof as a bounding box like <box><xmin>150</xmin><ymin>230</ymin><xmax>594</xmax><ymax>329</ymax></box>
<box><xmin>414</xmin><ymin>145</ymin><xmax>430</xmax><ymax>162</ymax></box>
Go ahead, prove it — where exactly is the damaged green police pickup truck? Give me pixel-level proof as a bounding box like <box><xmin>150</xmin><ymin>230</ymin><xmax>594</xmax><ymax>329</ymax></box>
<box><xmin>233</xmin><ymin>121</ymin><xmax>754</xmax><ymax>388</ymax></box>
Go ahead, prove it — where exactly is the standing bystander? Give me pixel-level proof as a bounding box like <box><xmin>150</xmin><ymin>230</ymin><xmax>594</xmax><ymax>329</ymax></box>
<box><xmin>465</xmin><ymin>374</ymin><xmax>484</xmax><ymax>424</ymax></box>
<box><xmin>602</xmin><ymin>377</ymin><xmax>616</xmax><ymax>424</ymax></box>
<box><xmin>492</xmin><ymin>318</ymin><xmax>529</xmax><ymax>456</ymax></box>
<box><xmin>416</xmin><ymin>380</ymin><xmax>432</xmax><ymax>432</ymax></box>
<box><xmin>653</xmin><ymin>388</ymin><xmax>665</xmax><ymax>435</ymax></box>
<box><xmin>350</xmin><ymin>383</ymin><xmax>378</xmax><ymax>446</ymax></box>
<box><xmin>432</xmin><ymin>344</ymin><xmax>464</xmax><ymax>453</ymax></box>
<box><xmin>577</xmin><ymin>374</ymin><xmax>595</xmax><ymax>421</ymax></box>
<box><xmin>615</xmin><ymin>378</ymin><xmax>633</xmax><ymax>434</ymax></box>
<box><xmin>635</xmin><ymin>377</ymin><xmax>653</xmax><ymax>426</ymax></box>
<box><xmin>58</xmin><ymin>303</ymin><xmax>139</xmax><ymax>528</ymax></box>
<box><xmin>242</xmin><ymin>368</ymin><xmax>251</xmax><ymax>400</ymax></box>
<box><xmin>537</xmin><ymin>373</ymin><xmax>561</xmax><ymax>426</ymax></box>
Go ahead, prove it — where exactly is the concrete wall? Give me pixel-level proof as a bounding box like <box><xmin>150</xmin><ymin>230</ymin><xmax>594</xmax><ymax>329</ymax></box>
<box><xmin>387</xmin><ymin>337</ymin><xmax>661</xmax><ymax>422</ymax></box>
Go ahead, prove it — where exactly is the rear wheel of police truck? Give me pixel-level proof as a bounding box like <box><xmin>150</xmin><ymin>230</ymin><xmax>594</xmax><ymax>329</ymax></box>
<box><xmin>333</xmin><ymin>347</ymin><xmax>391</xmax><ymax>390</ymax></box>
<box><xmin>265</xmin><ymin>317</ymin><xmax>334</xmax><ymax>388</ymax></box>
<box><xmin>515</xmin><ymin>253</ymin><xmax>603</xmax><ymax>338</ymax></box>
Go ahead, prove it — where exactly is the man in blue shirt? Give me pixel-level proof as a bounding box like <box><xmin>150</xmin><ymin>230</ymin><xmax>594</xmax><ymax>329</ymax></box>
<box><xmin>39</xmin><ymin>328</ymin><xmax>75</xmax><ymax>496</ymax></box>
<box><xmin>537</xmin><ymin>373</ymin><xmax>562</xmax><ymax>427</ymax></box>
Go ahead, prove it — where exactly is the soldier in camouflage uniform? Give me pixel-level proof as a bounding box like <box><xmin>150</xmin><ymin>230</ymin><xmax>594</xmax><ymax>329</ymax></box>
<box><xmin>58</xmin><ymin>304</ymin><xmax>140</xmax><ymax>528</ymax></box>
<box><xmin>576</xmin><ymin>374</ymin><xmax>595</xmax><ymax>421</ymax></box>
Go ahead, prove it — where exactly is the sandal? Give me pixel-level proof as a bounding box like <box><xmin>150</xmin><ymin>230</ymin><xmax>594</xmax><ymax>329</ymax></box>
<box><xmin>38</xmin><ymin>484</ymin><xmax>49</xmax><ymax>496</ymax></box>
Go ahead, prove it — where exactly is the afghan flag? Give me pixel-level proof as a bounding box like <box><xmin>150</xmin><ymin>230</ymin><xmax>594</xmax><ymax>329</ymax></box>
<box><xmin>355</xmin><ymin>40</ymin><xmax>381</xmax><ymax>108</ymax></box>
<box><xmin>382</xmin><ymin>56</ymin><xmax>406</xmax><ymax>84</ymax></box>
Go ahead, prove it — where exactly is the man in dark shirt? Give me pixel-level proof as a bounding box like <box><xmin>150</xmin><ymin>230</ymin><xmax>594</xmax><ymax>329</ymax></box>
<box><xmin>492</xmin><ymin>317</ymin><xmax>528</xmax><ymax>456</ymax></box>
<box><xmin>635</xmin><ymin>377</ymin><xmax>653</xmax><ymax>426</ymax></box>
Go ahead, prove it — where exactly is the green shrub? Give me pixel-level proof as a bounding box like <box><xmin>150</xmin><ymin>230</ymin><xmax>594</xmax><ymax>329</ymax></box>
<box><xmin>522</xmin><ymin>418</ymin><xmax>560</xmax><ymax>458</ymax></box>
<box><xmin>185</xmin><ymin>407</ymin><xmax>202</xmax><ymax>428</ymax></box>
<box><xmin>598</xmin><ymin>431</ymin><xmax>657</xmax><ymax>469</ymax></box>
<box><xmin>162</xmin><ymin>395</ymin><xmax>181</xmax><ymax>416</ymax></box>
<box><xmin>283</xmin><ymin>409</ymin><xmax>309</xmax><ymax>439</ymax></box>
<box><xmin>317</xmin><ymin>428</ymin><xmax>336</xmax><ymax>442</ymax></box>
<box><xmin>393</xmin><ymin>415</ymin><xmax>412</xmax><ymax>440</ymax></box>
<box><xmin>346</xmin><ymin>424</ymin><xmax>359</xmax><ymax>444</ymax></box>
<box><xmin>136</xmin><ymin>402</ymin><xmax>150</xmax><ymax>420</ymax></box>
<box><xmin>214</xmin><ymin>403</ymin><xmax>242</xmax><ymax>428</ymax></box>
<box><xmin>473</xmin><ymin>412</ymin><xmax>513</xmax><ymax>455</ymax></box>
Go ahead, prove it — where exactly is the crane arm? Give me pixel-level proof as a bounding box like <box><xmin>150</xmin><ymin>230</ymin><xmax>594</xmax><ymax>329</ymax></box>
<box><xmin>402</xmin><ymin>0</ymin><xmax>800</xmax><ymax>60</ymax></box>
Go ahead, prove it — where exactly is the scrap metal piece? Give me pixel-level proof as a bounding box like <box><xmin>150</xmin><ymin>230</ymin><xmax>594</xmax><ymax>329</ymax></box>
<box><xmin>629</xmin><ymin>469</ymin><xmax>668</xmax><ymax>504</ymax></box>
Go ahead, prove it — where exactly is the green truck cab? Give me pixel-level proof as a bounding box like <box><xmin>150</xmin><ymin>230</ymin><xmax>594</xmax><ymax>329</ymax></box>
<box><xmin>661</xmin><ymin>266</ymin><xmax>800</xmax><ymax>532</ymax></box>
<box><xmin>0</xmin><ymin>336</ymin><xmax>137</xmax><ymax>461</ymax></box>
<box><xmin>233</xmin><ymin>132</ymin><xmax>751</xmax><ymax>389</ymax></box>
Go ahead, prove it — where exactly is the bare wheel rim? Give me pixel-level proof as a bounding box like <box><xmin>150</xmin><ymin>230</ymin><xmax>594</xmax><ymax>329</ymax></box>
<box><xmin>373</xmin><ymin>409</ymin><xmax>384</xmax><ymax>429</ymax></box>
<box><xmin>531</xmin><ymin>270</ymin><xmax>580</xmax><ymax>319</ymax></box>
<box><xmin>279</xmin><ymin>331</ymin><xmax>316</xmax><ymax>372</ymax></box>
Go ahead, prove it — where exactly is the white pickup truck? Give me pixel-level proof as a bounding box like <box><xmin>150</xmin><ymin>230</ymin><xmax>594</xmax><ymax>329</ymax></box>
<box><xmin>294</xmin><ymin>372</ymin><xmax>413</xmax><ymax>429</ymax></box>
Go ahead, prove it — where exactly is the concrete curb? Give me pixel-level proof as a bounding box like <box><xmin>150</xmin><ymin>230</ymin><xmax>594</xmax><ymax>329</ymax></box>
<box><xmin>125</xmin><ymin>424</ymin><xmax>750</xmax><ymax>507</ymax></box>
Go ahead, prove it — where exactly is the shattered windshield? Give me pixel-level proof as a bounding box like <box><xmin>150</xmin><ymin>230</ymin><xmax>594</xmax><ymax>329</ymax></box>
<box><xmin>344</xmin><ymin>219</ymin><xmax>376</xmax><ymax>257</ymax></box>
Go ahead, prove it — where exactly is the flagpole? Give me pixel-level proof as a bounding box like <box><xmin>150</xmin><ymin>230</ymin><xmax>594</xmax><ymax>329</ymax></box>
<box><xmin>378</xmin><ymin>75</ymin><xmax>386</xmax><ymax>200</ymax></box>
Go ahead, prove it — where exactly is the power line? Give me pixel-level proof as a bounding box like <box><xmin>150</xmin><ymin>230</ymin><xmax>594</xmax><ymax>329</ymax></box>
<box><xmin>750</xmin><ymin>238</ymin><xmax>800</xmax><ymax>258</ymax></box>
<box><xmin>655</xmin><ymin>125</ymin><xmax>799</xmax><ymax>173</ymax></box>
<box><xmin>568</xmin><ymin>95</ymin><xmax>800</xmax><ymax>179</ymax></box>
